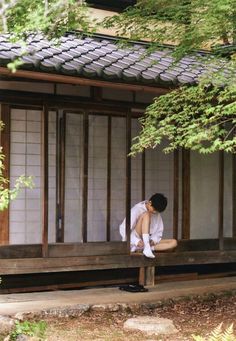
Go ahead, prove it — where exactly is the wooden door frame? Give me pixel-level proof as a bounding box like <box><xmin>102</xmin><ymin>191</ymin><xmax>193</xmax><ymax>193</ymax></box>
<box><xmin>0</xmin><ymin>104</ymin><xmax>10</xmax><ymax>244</ymax></box>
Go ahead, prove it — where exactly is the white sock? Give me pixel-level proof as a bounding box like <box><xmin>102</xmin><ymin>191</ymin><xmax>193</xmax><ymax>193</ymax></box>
<box><xmin>142</xmin><ymin>234</ymin><xmax>155</xmax><ymax>258</ymax></box>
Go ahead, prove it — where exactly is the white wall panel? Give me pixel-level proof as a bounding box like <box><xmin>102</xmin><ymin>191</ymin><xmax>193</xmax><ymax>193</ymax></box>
<box><xmin>87</xmin><ymin>115</ymin><xmax>108</xmax><ymax>241</ymax></box>
<box><xmin>131</xmin><ymin>119</ymin><xmax>142</xmax><ymax>207</ymax></box>
<box><xmin>110</xmin><ymin>116</ymin><xmax>126</xmax><ymax>241</ymax></box>
<box><xmin>9</xmin><ymin>109</ymin><xmax>43</xmax><ymax>244</ymax></box>
<box><xmin>145</xmin><ymin>142</ymin><xmax>174</xmax><ymax>239</ymax></box>
<box><xmin>190</xmin><ymin>152</ymin><xmax>219</xmax><ymax>239</ymax></box>
<box><xmin>64</xmin><ymin>113</ymin><xmax>83</xmax><ymax>242</ymax></box>
<box><xmin>224</xmin><ymin>153</ymin><xmax>233</xmax><ymax>237</ymax></box>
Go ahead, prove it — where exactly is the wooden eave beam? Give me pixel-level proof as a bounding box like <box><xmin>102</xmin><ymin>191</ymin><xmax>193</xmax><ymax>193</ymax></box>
<box><xmin>0</xmin><ymin>67</ymin><xmax>171</xmax><ymax>95</ymax></box>
<box><xmin>0</xmin><ymin>90</ymin><xmax>148</xmax><ymax>114</ymax></box>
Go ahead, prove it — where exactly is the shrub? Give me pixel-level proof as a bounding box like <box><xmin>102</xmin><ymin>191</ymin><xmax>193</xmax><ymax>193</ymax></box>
<box><xmin>192</xmin><ymin>323</ymin><xmax>236</xmax><ymax>341</ymax></box>
<box><xmin>10</xmin><ymin>320</ymin><xmax>47</xmax><ymax>340</ymax></box>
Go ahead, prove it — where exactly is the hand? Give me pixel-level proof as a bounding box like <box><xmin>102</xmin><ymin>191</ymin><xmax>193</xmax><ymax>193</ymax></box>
<box><xmin>137</xmin><ymin>240</ymin><xmax>144</xmax><ymax>248</ymax></box>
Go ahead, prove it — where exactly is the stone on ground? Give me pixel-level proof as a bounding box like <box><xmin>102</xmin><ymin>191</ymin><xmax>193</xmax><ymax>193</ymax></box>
<box><xmin>124</xmin><ymin>316</ymin><xmax>178</xmax><ymax>335</ymax></box>
<box><xmin>0</xmin><ymin>315</ymin><xmax>15</xmax><ymax>334</ymax></box>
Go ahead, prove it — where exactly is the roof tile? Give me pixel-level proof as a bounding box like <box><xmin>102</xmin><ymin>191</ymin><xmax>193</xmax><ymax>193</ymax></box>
<box><xmin>0</xmin><ymin>33</ymin><xmax>210</xmax><ymax>87</ymax></box>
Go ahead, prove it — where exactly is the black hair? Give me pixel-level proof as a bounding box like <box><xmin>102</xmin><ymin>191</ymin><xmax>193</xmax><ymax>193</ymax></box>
<box><xmin>149</xmin><ymin>193</ymin><xmax>167</xmax><ymax>212</ymax></box>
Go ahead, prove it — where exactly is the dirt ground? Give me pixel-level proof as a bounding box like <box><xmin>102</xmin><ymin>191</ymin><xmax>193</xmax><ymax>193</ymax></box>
<box><xmin>44</xmin><ymin>290</ymin><xmax>236</xmax><ymax>341</ymax></box>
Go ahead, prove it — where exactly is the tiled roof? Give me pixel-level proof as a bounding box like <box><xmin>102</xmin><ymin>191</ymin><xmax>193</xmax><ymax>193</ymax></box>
<box><xmin>0</xmin><ymin>33</ymin><xmax>207</xmax><ymax>87</ymax></box>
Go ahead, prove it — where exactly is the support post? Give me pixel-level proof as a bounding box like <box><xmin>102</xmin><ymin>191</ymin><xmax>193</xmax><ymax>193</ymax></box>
<box><xmin>0</xmin><ymin>104</ymin><xmax>10</xmax><ymax>245</ymax></box>
<box><xmin>218</xmin><ymin>151</ymin><xmax>224</xmax><ymax>250</ymax></box>
<box><xmin>82</xmin><ymin>111</ymin><xmax>89</xmax><ymax>243</ymax></box>
<box><xmin>139</xmin><ymin>266</ymin><xmax>155</xmax><ymax>286</ymax></box>
<box><xmin>233</xmin><ymin>153</ymin><xmax>236</xmax><ymax>237</ymax></box>
<box><xmin>42</xmin><ymin>105</ymin><xmax>49</xmax><ymax>257</ymax></box>
<box><xmin>173</xmin><ymin>149</ymin><xmax>179</xmax><ymax>240</ymax></box>
<box><xmin>125</xmin><ymin>110</ymin><xmax>131</xmax><ymax>252</ymax></box>
<box><xmin>182</xmin><ymin>149</ymin><xmax>190</xmax><ymax>239</ymax></box>
<box><xmin>106</xmin><ymin>116</ymin><xmax>111</xmax><ymax>241</ymax></box>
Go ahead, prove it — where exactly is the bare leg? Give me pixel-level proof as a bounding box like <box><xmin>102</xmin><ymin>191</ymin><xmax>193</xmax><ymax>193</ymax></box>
<box><xmin>135</xmin><ymin>212</ymin><xmax>151</xmax><ymax>236</ymax></box>
<box><xmin>134</xmin><ymin>212</ymin><xmax>155</xmax><ymax>258</ymax></box>
<box><xmin>153</xmin><ymin>239</ymin><xmax>177</xmax><ymax>251</ymax></box>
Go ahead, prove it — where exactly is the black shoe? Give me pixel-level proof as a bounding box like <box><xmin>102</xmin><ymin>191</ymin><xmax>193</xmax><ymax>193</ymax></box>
<box><xmin>119</xmin><ymin>284</ymin><xmax>148</xmax><ymax>292</ymax></box>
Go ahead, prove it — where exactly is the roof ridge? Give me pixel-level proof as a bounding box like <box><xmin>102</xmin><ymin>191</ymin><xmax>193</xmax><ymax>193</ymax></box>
<box><xmin>68</xmin><ymin>31</ymin><xmax>211</xmax><ymax>56</ymax></box>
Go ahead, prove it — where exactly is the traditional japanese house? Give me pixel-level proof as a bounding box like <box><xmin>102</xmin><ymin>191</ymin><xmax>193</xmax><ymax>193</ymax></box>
<box><xmin>0</xmin><ymin>2</ymin><xmax>235</xmax><ymax>292</ymax></box>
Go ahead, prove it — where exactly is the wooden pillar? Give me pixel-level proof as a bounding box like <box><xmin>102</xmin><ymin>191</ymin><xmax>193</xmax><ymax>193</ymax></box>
<box><xmin>141</xmin><ymin>150</ymin><xmax>146</xmax><ymax>200</ymax></box>
<box><xmin>139</xmin><ymin>267</ymin><xmax>145</xmax><ymax>286</ymax></box>
<box><xmin>233</xmin><ymin>153</ymin><xmax>236</xmax><ymax>238</ymax></box>
<box><xmin>145</xmin><ymin>266</ymin><xmax>155</xmax><ymax>286</ymax></box>
<box><xmin>0</xmin><ymin>104</ymin><xmax>10</xmax><ymax>245</ymax></box>
<box><xmin>82</xmin><ymin>111</ymin><xmax>89</xmax><ymax>243</ymax></box>
<box><xmin>182</xmin><ymin>149</ymin><xmax>190</xmax><ymax>239</ymax></box>
<box><xmin>218</xmin><ymin>151</ymin><xmax>224</xmax><ymax>250</ymax></box>
<box><xmin>56</xmin><ymin>112</ymin><xmax>66</xmax><ymax>242</ymax></box>
<box><xmin>106</xmin><ymin>116</ymin><xmax>111</xmax><ymax>241</ymax></box>
<box><xmin>126</xmin><ymin>110</ymin><xmax>131</xmax><ymax>252</ymax></box>
<box><xmin>42</xmin><ymin>105</ymin><xmax>49</xmax><ymax>257</ymax></box>
<box><xmin>173</xmin><ymin>149</ymin><xmax>179</xmax><ymax>240</ymax></box>
<box><xmin>139</xmin><ymin>266</ymin><xmax>155</xmax><ymax>286</ymax></box>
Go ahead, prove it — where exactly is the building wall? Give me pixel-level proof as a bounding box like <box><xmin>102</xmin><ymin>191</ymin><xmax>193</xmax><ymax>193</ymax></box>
<box><xmin>1</xmin><ymin>80</ymin><xmax>233</xmax><ymax>244</ymax></box>
<box><xmin>48</xmin><ymin>111</ymin><xmax>57</xmax><ymax>243</ymax></box>
<box><xmin>0</xmin><ymin>81</ymin><xmax>155</xmax><ymax>103</ymax></box>
<box><xmin>190</xmin><ymin>152</ymin><xmax>233</xmax><ymax>239</ymax></box>
<box><xmin>145</xmin><ymin>144</ymin><xmax>174</xmax><ymax>238</ymax></box>
<box><xmin>9</xmin><ymin>109</ymin><xmax>43</xmax><ymax>244</ymax></box>
<box><xmin>6</xmin><ymin>106</ymin><xmax>174</xmax><ymax>244</ymax></box>
<box><xmin>64</xmin><ymin>113</ymin><xmax>84</xmax><ymax>242</ymax></box>
<box><xmin>224</xmin><ymin>153</ymin><xmax>233</xmax><ymax>237</ymax></box>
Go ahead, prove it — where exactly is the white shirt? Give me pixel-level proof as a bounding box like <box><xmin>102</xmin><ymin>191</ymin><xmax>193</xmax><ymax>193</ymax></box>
<box><xmin>119</xmin><ymin>200</ymin><xmax>164</xmax><ymax>248</ymax></box>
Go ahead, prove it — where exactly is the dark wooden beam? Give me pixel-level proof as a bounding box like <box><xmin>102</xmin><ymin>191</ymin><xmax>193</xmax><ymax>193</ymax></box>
<box><xmin>0</xmin><ymin>242</ymin><xmax>126</xmax><ymax>259</ymax></box>
<box><xmin>106</xmin><ymin>116</ymin><xmax>111</xmax><ymax>241</ymax></box>
<box><xmin>49</xmin><ymin>242</ymin><xmax>127</xmax><ymax>257</ymax></box>
<box><xmin>0</xmin><ymin>104</ymin><xmax>10</xmax><ymax>244</ymax></box>
<box><xmin>42</xmin><ymin>105</ymin><xmax>49</xmax><ymax>257</ymax></box>
<box><xmin>233</xmin><ymin>153</ymin><xmax>236</xmax><ymax>237</ymax></box>
<box><xmin>0</xmin><ymin>89</ymin><xmax>148</xmax><ymax>114</ymax></box>
<box><xmin>82</xmin><ymin>112</ymin><xmax>89</xmax><ymax>243</ymax></box>
<box><xmin>0</xmin><ymin>244</ymin><xmax>42</xmax><ymax>258</ymax></box>
<box><xmin>56</xmin><ymin>113</ymin><xmax>66</xmax><ymax>242</ymax></box>
<box><xmin>55</xmin><ymin>111</ymin><xmax>60</xmax><ymax>242</ymax></box>
<box><xmin>182</xmin><ymin>149</ymin><xmax>190</xmax><ymax>239</ymax></box>
<box><xmin>141</xmin><ymin>151</ymin><xmax>146</xmax><ymax>200</ymax></box>
<box><xmin>218</xmin><ymin>151</ymin><xmax>224</xmax><ymax>250</ymax></box>
<box><xmin>0</xmin><ymin>90</ymin><xmax>147</xmax><ymax>117</ymax></box>
<box><xmin>126</xmin><ymin>110</ymin><xmax>131</xmax><ymax>252</ymax></box>
<box><xmin>0</xmin><ymin>238</ymin><xmax>235</xmax><ymax>259</ymax></box>
<box><xmin>91</xmin><ymin>86</ymin><xmax>103</xmax><ymax>101</ymax></box>
<box><xmin>0</xmin><ymin>67</ymin><xmax>171</xmax><ymax>95</ymax></box>
<box><xmin>173</xmin><ymin>149</ymin><xmax>179</xmax><ymax>240</ymax></box>
<box><xmin>0</xmin><ymin>250</ymin><xmax>235</xmax><ymax>275</ymax></box>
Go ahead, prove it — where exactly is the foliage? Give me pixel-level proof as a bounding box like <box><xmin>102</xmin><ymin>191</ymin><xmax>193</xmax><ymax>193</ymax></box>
<box><xmin>103</xmin><ymin>0</ymin><xmax>236</xmax><ymax>57</ymax></box>
<box><xmin>0</xmin><ymin>1</ymin><xmax>236</xmax><ymax>154</ymax></box>
<box><xmin>10</xmin><ymin>320</ymin><xmax>47</xmax><ymax>340</ymax></box>
<box><xmin>103</xmin><ymin>0</ymin><xmax>236</xmax><ymax>154</ymax></box>
<box><xmin>0</xmin><ymin>0</ymin><xmax>96</xmax><ymax>71</ymax></box>
<box><xmin>0</xmin><ymin>0</ymin><xmax>94</xmax><ymax>39</ymax></box>
<box><xmin>192</xmin><ymin>323</ymin><xmax>236</xmax><ymax>341</ymax></box>
<box><xmin>0</xmin><ymin>123</ymin><xmax>33</xmax><ymax>211</ymax></box>
<box><xmin>131</xmin><ymin>83</ymin><xmax>236</xmax><ymax>154</ymax></box>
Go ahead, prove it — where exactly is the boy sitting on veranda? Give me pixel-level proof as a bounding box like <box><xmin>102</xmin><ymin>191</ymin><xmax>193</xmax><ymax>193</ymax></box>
<box><xmin>119</xmin><ymin>193</ymin><xmax>177</xmax><ymax>258</ymax></box>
